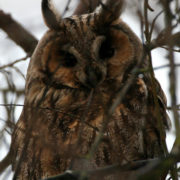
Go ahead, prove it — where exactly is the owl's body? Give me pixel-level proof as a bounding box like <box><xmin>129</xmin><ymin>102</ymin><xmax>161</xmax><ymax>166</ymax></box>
<box><xmin>11</xmin><ymin>0</ymin><xmax>169</xmax><ymax>179</ymax></box>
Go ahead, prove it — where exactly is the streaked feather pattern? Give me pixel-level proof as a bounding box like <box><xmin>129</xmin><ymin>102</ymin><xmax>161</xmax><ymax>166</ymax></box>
<box><xmin>11</xmin><ymin>0</ymin><xmax>169</xmax><ymax>179</ymax></box>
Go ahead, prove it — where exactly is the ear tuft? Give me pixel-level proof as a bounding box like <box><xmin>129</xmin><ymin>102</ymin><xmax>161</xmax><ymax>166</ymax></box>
<box><xmin>95</xmin><ymin>0</ymin><xmax>124</xmax><ymax>26</ymax></box>
<box><xmin>42</xmin><ymin>0</ymin><xmax>61</xmax><ymax>30</ymax></box>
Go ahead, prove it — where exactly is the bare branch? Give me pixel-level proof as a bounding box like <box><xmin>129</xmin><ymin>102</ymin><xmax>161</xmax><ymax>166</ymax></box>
<box><xmin>0</xmin><ymin>56</ymin><xmax>29</xmax><ymax>70</ymax></box>
<box><xmin>0</xmin><ymin>151</ymin><xmax>13</xmax><ymax>175</ymax></box>
<box><xmin>151</xmin><ymin>32</ymin><xmax>180</xmax><ymax>49</ymax></box>
<box><xmin>0</xmin><ymin>10</ymin><xmax>38</xmax><ymax>54</ymax></box>
<box><xmin>61</xmin><ymin>0</ymin><xmax>72</xmax><ymax>17</ymax></box>
<box><xmin>154</xmin><ymin>64</ymin><xmax>180</xmax><ymax>71</ymax></box>
<box><xmin>42</xmin><ymin>153</ymin><xmax>180</xmax><ymax>180</ymax></box>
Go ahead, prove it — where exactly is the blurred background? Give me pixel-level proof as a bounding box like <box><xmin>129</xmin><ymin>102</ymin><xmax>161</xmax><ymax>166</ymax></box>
<box><xmin>0</xmin><ymin>0</ymin><xmax>179</xmax><ymax>179</ymax></box>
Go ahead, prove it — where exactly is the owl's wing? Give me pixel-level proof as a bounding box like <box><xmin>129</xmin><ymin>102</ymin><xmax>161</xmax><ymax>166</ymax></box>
<box><xmin>139</xmin><ymin>57</ymin><xmax>171</xmax><ymax>157</ymax></box>
<box><xmin>154</xmin><ymin>78</ymin><xmax>171</xmax><ymax>130</ymax></box>
<box><xmin>142</xmin><ymin>58</ymin><xmax>171</xmax><ymax>130</ymax></box>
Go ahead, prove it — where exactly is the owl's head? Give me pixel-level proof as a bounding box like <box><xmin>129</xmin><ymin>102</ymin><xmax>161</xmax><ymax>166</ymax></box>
<box><xmin>29</xmin><ymin>0</ymin><xmax>142</xmax><ymax>89</ymax></box>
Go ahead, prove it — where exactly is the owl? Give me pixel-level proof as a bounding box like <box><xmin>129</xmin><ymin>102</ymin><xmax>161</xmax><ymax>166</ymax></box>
<box><xmin>11</xmin><ymin>0</ymin><xmax>169</xmax><ymax>179</ymax></box>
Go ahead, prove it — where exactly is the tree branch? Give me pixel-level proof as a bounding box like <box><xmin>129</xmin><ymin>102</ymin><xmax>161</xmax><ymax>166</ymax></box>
<box><xmin>0</xmin><ymin>56</ymin><xmax>29</xmax><ymax>70</ymax></box>
<box><xmin>151</xmin><ymin>32</ymin><xmax>180</xmax><ymax>50</ymax></box>
<box><xmin>42</xmin><ymin>153</ymin><xmax>180</xmax><ymax>180</ymax></box>
<box><xmin>0</xmin><ymin>10</ymin><xmax>38</xmax><ymax>55</ymax></box>
<box><xmin>0</xmin><ymin>151</ymin><xmax>13</xmax><ymax>175</ymax></box>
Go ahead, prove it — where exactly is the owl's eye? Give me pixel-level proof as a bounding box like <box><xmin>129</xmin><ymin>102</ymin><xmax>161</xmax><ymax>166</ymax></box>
<box><xmin>60</xmin><ymin>51</ymin><xmax>77</xmax><ymax>67</ymax></box>
<box><xmin>99</xmin><ymin>40</ymin><xmax>115</xmax><ymax>60</ymax></box>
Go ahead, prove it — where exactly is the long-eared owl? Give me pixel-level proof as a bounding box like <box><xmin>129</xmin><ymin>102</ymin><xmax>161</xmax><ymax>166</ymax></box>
<box><xmin>11</xmin><ymin>0</ymin><xmax>170</xmax><ymax>179</ymax></box>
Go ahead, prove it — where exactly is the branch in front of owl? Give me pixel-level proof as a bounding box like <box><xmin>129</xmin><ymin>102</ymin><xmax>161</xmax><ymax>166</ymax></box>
<box><xmin>1</xmin><ymin>102</ymin><xmax>180</xmax><ymax>112</ymax></box>
<box><xmin>41</xmin><ymin>154</ymin><xmax>180</xmax><ymax>180</ymax></box>
<box><xmin>139</xmin><ymin>4</ymin><xmax>178</xmax><ymax>178</ymax></box>
<box><xmin>0</xmin><ymin>103</ymin><xmax>99</xmax><ymax>133</ymax></box>
<box><xmin>0</xmin><ymin>0</ymin><xmax>179</xmax><ymax>179</ymax></box>
<box><xmin>86</xmin><ymin>47</ymin><xmax>148</xmax><ymax>160</ymax></box>
<box><xmin>0</xmin><ymin>10</ymin><xmax>38</xmax><ymax>55</ymax></box>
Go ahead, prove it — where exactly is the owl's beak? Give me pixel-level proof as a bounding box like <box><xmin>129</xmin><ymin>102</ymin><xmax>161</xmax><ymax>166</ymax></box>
<box><xmin>85</xmin><ymin>65</ymin><xmax>106</xmax><ymax>88</ymax></box>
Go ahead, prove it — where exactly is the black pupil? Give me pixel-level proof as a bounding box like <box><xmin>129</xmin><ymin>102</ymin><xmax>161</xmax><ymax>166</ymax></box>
<box><xmin>60</xmin><ymin>51</ymin><xmax>77</xmax><ymax>67</ymax></box>
<box><xmin>99</xmin><ymin>40</ymin><xmax>115</xmax><ymax>60</ymax></box>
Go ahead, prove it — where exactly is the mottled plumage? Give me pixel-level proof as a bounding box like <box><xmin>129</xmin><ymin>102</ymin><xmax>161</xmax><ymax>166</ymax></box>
<box><xmin>11</xmin><ymin>0</ymin><xmax>169</xmax><ymax>179</ymax></box>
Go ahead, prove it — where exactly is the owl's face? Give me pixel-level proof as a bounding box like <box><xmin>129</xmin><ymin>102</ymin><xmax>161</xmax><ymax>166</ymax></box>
<box><xmin>35</xmin><ymin>0</ymin><xmax>142</xmax><ymax>90</ymax></box>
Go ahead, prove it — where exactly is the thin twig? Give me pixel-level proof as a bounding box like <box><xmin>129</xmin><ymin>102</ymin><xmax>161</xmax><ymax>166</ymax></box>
<box><xmin>62</xmin><ymin>0</ymin><xmax>72</xmax><ymax>17</ymax></box>
<box><xmin>161</xmin><ymin>0</ymin><xmax>180</xmax><ymax>179</ymax></box>
<box><xmin>150</xmin><ymin>32</ymin><xmax>180</xmax><ymax>50</ymax></box>
<box><xmin>149</xmin><ymin>10</ymin><xmax>163</xmax><ymax>39</ymax></box>
<box><xmin>154</xmin><ymin>63</ymin><xmax>180</xmax><ymax>71</ymax></box>
<box><xmin>42</xmin><ymin>153</ymin><xmax>180</xmax><ymax>180</ymax></box>
<box><xmin>0</xmin><ymin>56</ymin><xmax>29</xmax><ymax>70</ymax></box>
